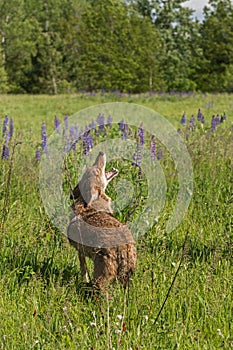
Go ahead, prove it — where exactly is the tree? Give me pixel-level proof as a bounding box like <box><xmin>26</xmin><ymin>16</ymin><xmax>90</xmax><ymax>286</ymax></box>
<box><xmin>130</xmin><ymin>0</ymin><xmax>202</xmax><ymax>92</ymax></box>
<box><xmin>0</xmin><ymin>0</ymin><xmax>40</xmax><ymax>93</ymax></box>
<box><xmin>154</xmin><ymin>0</ymin><xmax>201</xmax><ymax>91</ymax></box>
<box><xmin>198</xmin><ymin>0</ymin><xmax>233</xmax><ymax>92</ymax></box>
<box><xmin>0</xmin><ymin>45</ymin><xmax>8</xmax><ymax>93</ymax></box>
<box><xmin>73</xmin><ymin>0</ymin><xmax>165</xmax><ymax>92</ymax></box>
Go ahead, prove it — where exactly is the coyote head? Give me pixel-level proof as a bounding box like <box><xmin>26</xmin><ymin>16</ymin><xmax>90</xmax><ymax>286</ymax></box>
<box><xmin>71</xmin><ymin>152</ymin><xmax>118</xmax><ymax>205</ymax></box>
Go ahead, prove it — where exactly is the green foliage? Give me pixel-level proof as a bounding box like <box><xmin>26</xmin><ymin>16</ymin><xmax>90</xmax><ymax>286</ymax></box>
<box><xmin>74</xmin><ymin>0</ymin><xmax>165</xmax><ymax>92</ymax></box>
<box><xmin>0</xmin><ymin>0</ymin><xmax>233</xmax><ymax>92</ymax></box>
<box><xmin>0</xmin><ymin>94</ymin><xmax>233</xmax><ymax>348</ymax></box>
<box><xmin>198</xmin><ymin>0</ymin><xmax>233</xmax><ymax>92</ymax></box>
<box><xmin>0</xmin><ymin>60</ymin><xmax>8</xmax><ymax>93</ymax></box>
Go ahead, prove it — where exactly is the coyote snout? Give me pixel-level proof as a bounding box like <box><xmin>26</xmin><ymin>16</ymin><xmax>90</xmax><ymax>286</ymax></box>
<box><xmin>67</xmin><ymin>152</ymin><xmax>137</xmax><ymax>291</ymax></box>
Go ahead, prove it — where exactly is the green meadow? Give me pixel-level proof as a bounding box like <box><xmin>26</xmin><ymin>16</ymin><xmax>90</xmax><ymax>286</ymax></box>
<box><xmin>0</xmin><ymin>93</ymin><xmax>232</xmax><ymax>349</ymax></box>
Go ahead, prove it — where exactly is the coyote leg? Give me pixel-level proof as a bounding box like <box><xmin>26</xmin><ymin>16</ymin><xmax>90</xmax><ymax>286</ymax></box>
<box><xmin>93</xmin><ymin>253</ymin><xmax>117</xmax><ymax>290</ymax></box>
<box><xmin>78</xmin><ymin>250</ymin><xmax>89</xmax><ymax>283</ymax></box>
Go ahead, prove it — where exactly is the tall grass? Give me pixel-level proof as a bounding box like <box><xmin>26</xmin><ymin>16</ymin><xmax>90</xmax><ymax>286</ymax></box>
<box><xmin>0</xmin><ymin>93</ymin><xmax>232</xmax><ymax>349</ymax></box>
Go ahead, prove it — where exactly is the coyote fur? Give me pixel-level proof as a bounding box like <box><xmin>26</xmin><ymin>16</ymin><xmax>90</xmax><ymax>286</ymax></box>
<box><xmin>67</xmin><ymin>152</ymin><xmax>137</xmax><ymax>290</ymax></box>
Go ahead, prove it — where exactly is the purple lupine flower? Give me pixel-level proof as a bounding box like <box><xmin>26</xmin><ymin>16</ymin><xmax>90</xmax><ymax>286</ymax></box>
<box><xmin>197</xmin><ymin>108</ymin><xmax>202</xmax><ymax>121</ymax></box>
<box><xmin>215</xmin><ymin>114</ymin><xmax>220</xmax><ymax>125</ymax></box>
<box><xmin>211</xmin><ymin>115</ymin><xmax>217</xmax><ymax>131</ymax></box>
<box><xmin>70</xmin><ymin>139</ymin><xmax>77</xmax><ymax>151</ymax></box>
<box><xmin>158</xmin><ymin>149</ymin><xmax>163</xmax><ymax>160</ymax></box>
<box><xmin>89</xmin><ymin>120</ymin><xmax>97</xmax><ymax>131</ymax></box>
<box><xmin>1</xmin><ymin>143</ymin><xmax>10</xmax><ymax>159</ymax></box>
<box><xmin>86</xmin><ymin>134</ymin><xmax>93</xmax><ymax>150</ymax></box>
<box><xmin>64</xmin><ymin>137</ymin><xmax>71</xmax><ymax>152</ymax></box>
<box><xmin>9</xmin><ymin>118</ymin><xmax>14</xmax><ymax>138</ymax></box>
<box><xmin>181</xmin><ymin>112</ymin><xmax>186</xmax><ymax>125</ymax></box>
<box><xmin>82</xmin><ymin>131</ymin><xmax>93</xmax><ymax>155</ymax></box>
<box><xmin>138</xmin><ymin>123</ymin><xmax>144</xmax><ymax>146</ymax></box>
<box><xmin>41</xmin><ymin>123</ymin><xmax>46</xmax><ymax>147</ymax></box>
<box><xmin>70</xmin><ymin>123</ymin><xmax>79</xmax><ymax>143</ymax></box>
<box><xmin>118</xmin><ymin>119</ymin><xmax>124</xmax><ymax>131</ymax></box>
<box><xmin>122</xmin><ymin>123</ymin><xmax>129</xmax><ymax>140</ymax></box>
<box><xmin>221</xmin><ymin>112</ymin><xmax>226</xmax><ymax>122</ymax></box>
<box><xmin>41</xmin><ymin>123</ymin><xmax>48</xmax><ymax>154</ymax></box>
<box><xmin>201</xmin><ymin>115</ymin><xmax>205</xmax><ymax>124</ymax></box>
<box><xmin>35</xmin><ymin>148</ymin><xmax>41</xmax><ymax>161</ymax></box>
<box><xmin>54</xmin><ymin>116</ymin><xmax>60</xmax><ymax>133</ymax></box>
<box><xmin>70</xmin><ymin>125</ymin><xmax>75</xmax><ymax>139</ymax></box>
<box><xmin>2</xmin><ymin>115</ymin><xmax>8</xmax><ymax>136</ymax></box>
<box><xmin>97</xmin><ymin>113</ymin><xmax>105</xmax><ymax>132</ymax></box>
<box><xmin>150</xmin><ymin>135</ymin><xmax>156</xmax><ymax>162</ymax></box>
<box><xmin>107</xmin><ymin>115</ymin><xmax>112</xmax><ymax>127</ymax></box>
<box><xmin>190</xmin><ymin>115</ymin><xmax>195</xmax><ymax>127</ymax></box>
<box><xmin>68</xmin><ymin>125</ymin><xmax>77</xmax><ymax>151</ymax></box>
<box><xmin>1</xmin><ymin>132</ymin><xmax>10</xmax><ymax>159</ymax></box>
<box><xmin>132</xmin><ymin>143</ymin><xmax>142</xmax><ymax>168</ymax></box>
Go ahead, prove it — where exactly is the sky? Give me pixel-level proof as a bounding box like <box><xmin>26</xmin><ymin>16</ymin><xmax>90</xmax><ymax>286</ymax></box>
<box><xmin>184</xmin><ymin>0</ymin><xmax>233</xmax><ymax>20</ymax></box>
<box><xmin>183</xmin><ymin>0</ymin><xmax>209</xmax><ymax>20</ymax></box>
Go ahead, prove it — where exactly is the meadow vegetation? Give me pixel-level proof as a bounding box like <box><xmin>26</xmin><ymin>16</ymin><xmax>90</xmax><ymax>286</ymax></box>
<box><xmin>0</xmin><ymin>93</ymin><xmax>232</xmax><ymax>349</ymax></box>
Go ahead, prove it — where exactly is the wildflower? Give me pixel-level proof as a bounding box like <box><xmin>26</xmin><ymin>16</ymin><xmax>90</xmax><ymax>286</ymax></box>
<box><xmin>89</xmin><ymin>120</ymin><xmax>97</xmax><ymax>131</ymax></box>
<box><xmin>2</xmin><ymin>115</ymin><xmax>8</xmax><ymax>136</ymax></box>
<box><xmin>181</xmin><ymin>112</ymin><xmax>186</xmax><ymax>125</ymax></box>
<box><xmin>138</xmin><ymin>123</ymin><xmax>144</xmax><ymax>146</ymax></box>
<box><xmin>116</xmin><ymin>315</ymin><xmax>123</xmax><ymax>320</ymax></box>
<box><xmin>132</xmin><ymin>143</ymin><xmax>142</xmax><ymax>168</ymax></box>
<box><xmin>197</xmin><ymin>108</ymin><xmax>205</xmax><ymax>124</ymax></box>
<box><xmin>190</xmin><ymin>115</ymin><xmax>195</xmax><ymax>127</ymax></box>
<box><xmin>97</xmin><ymin>113</ymin><xmax>105</xmax><ymax>132</ymax></box>
<box><xmin>158</xmin><ymin>149</ymin><xmax>163</xmax><ymax>160</ymax></box>
<box><xmin>82</xmin><ymin>131</ymin><xmax>93</xmax><ymax>155</ymax></box>
<box><xmin>122</xmin><ymin>123</ymin><xmax>129</xmax><ymax>140</ymax></box>
<box><xmin>70</xmin><ymin>140</ymin><xmax>77</xmax><ymax>151</ymax></box>
<box><xmin>150</xmin><ymin>135</ymin><xmax>156</xmax><ymax>162</ymax></box>
<box><xmin>41</xmin><ymin>123</ymin><xmax>49</xmax><ymax>155</ymax></box>
<box><xmin>35</xmin><ymin>148</ymin><xmax>41</xmax><ymax>161</ymax></box>
<box><xmin>54</xmin><ymin>116</ymin><xmax>60</xmax><ymax>132</ymax></box>
<box><xmin>107</xmin><ymin>115</ymin><xmax>112</xmax><ymax>127</ymax></box>
<box><xmin>118</xmin><ymin>119</ymin><xmax>124</xmax><ymax>131</ymax></box>
<box><xmin>211</xmin><ymin>115</ymin><xmax>217</xmax><ymax>131</ymax></box>
<box><xmin>221</xmin><ymin>112</ymin><xmax>226</xmax><ymax>122</ymax></box>
<box><xmin>197</xmin><ymin>108</ymin><xmax>202</xmax><ymax>121</ymax></box>
<box><xmin>1</xmin><ymin>143</ymin><xmax>10</xmax><ymax>159</ymax></box>
<box><xmin>41</xmin><ymin>123</ymin><xmax>47</xmax><ymax>150</ymax></box>
<box><xmin>70</xmin><ymin>125</ymin><xmax>75</xmax><ymax>139</ymax></box>
<box><xmin>9</xmin><ymin>118</ymin><xmax>14</xmax><ymax>138</ymax></box>
<box><xmin>215</xmin><ymin>114</ymin><xmax>220</xmax><ymax>125</ymax></box>
<box><xmin>86</xmin><ymin>134</ymin><xmax>93</xmax><ymax>150</ymax></box>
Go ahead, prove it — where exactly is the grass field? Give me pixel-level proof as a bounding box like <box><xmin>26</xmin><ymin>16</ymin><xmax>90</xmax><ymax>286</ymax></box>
<box><xmin>0</xmin><ymin>93</ymin><xmax>232</xmax><ymax>349</ymax></box>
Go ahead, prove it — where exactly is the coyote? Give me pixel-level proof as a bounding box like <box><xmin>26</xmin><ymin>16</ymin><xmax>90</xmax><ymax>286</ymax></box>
<box><xmin>67</xmin><ymin>152</ymin><xmax>137</xmax><ymax>290</ymax></box>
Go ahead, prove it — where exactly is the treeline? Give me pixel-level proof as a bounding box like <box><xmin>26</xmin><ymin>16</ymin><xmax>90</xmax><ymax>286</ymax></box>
<box><xmin>0</xmin><ymin>0</ymin><xmax>233</xmax><ymax>94</ymax></box>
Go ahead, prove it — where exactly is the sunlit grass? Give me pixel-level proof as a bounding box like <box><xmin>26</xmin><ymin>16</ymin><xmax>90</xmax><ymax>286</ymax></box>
<box><xmin>0</xmin><ymin>93</ymin><xmax>232</xmax><ymax>349</ymax></box>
